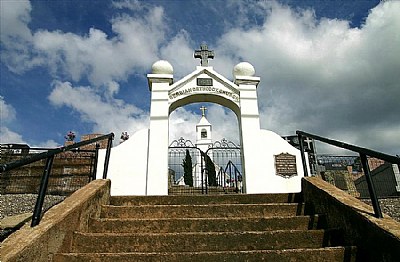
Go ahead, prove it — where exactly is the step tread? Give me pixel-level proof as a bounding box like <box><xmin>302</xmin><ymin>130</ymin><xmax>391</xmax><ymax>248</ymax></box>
<box><xmin>60</xmin><ymin>246</ymin><xmax>356</xmax><ymax>255</ymax></box>
<box><xmin>92</xmin><ymin>215</ymin><xmax>315</xmax><ymax>222</ymax></box>
<box><xmin>71</xmin><ymin>230</ymin><xmax>333</xmax><ymax>253</ymax></box>
<box><xmin>89</xmin><ymin>215</ymin><xmax>318</xmax><ymax>233</ymax></box>
<box><xmin>75</xmin><ymin>228</ymin><xmax>326</xmax><ymax>236</ymax></box>
<box><xmin>110</xmin><ymin>193</ymin><xmax>303</xmax><ymax>206</ymax></box>
<box><xmin>104</xmin><ymin>203</ymin><xmax>302</xmax><ymax>207</ymax></box>
<box><xmin>100</xmin><ymin>203</ymin><xmax>304</xmax><ymax>219</ymax></box>
<box><xmin>54</xmin><ymin>246</ymin><xmax>357</xmax><ymax>262</ymax></box>
<box><xmin>103</xmin><ymin>203</ymin><xmax>302</xmax><ymax>208</ymax></box>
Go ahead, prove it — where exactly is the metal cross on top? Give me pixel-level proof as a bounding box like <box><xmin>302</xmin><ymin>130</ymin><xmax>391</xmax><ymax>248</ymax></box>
<box><xmin>194</xmin><ymin>43</ymin><xmax>214</xmax><ymax>66</ymax></box>
<box><xmin>200</xmin><ymin>106</ymin><xmax>207</xmax><ymax>117</ymax></box>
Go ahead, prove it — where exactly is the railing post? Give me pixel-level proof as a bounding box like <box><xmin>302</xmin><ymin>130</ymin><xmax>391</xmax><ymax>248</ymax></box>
<box><xmin>31</xmin><ymin>155</ymin><xmax>54</xmax><ymax>227</ymax></box>
<box><xmin>297</xmin><ymin>133</ymin><xmax>309</xmax><ymax>177</ymax></box>
<box><xmin>91</xmin><ymin>143</ymin><xmax>100</xmax><ymax>181</ymax></box>
<box><xmin>102</xmin><ymin>134</ymin><xmax>114</xmax><ymax>179</ymax></box>
<box><xmin>360</xmin><ymin>153</ymin><xmax>383</xmax><ymax>218</ymax></box>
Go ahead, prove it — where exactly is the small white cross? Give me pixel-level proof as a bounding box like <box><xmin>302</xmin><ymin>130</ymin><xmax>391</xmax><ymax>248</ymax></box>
<box><xmin>304</xmin><ymin>137</ymin><xmax>313</xmax><ymax>151</ymax></box>
<box><xmin>200</xmin><ymin>106</ymin><xmax>207</xmax><ymax>117</ymax></box>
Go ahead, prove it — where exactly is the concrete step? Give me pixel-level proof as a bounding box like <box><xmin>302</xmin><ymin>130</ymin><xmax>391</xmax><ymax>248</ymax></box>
<box><xmin>71</xmin><ymin>230</ymin><xmax>336</xmax><ymax>253</ymax></box>
<box><xmin>100</xmin><ymin>203</ymin><xmax>304</xmax><ymax>219</ymax></box>
<box><xmin>168</xmin><ymin>185</ymin><xmax>240</xmax><ymax>195</ymax></box>
<box><xmin>110</xmin><ymin>193</ymin><xmax>302</xmax><ymax>206</ymax></box>
<box><xmin>54</xmin><ymin>246</ymin><xmax>357</xmax><ymax>262</ymax></box>
<box><xmin>89</xmin><ymin>215</ymin><xmax>322</xmax><ymax>233</ymax></box>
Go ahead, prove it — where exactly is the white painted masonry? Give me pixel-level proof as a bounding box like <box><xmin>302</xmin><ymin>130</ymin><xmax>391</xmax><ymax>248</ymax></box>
<box><xmin>194</xmin><ymin>110</ymin><xmax>212</xmax><ymax>187</ymax></box>
<box><xmin>96</xmin><ymin>129</ymin><xmax>149</xmax><ymax>195</ymax></box>
<box><xmin>97</xmin><ymin>59</ymin><xmax>305</xmax><ymax>195</ymax></box>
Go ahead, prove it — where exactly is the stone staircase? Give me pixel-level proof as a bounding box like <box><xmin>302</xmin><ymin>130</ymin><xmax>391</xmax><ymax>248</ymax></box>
<box><xmin>53</xmin><ymin>193</ymin><xmax>356</xmax><ymax>261</ymax></box>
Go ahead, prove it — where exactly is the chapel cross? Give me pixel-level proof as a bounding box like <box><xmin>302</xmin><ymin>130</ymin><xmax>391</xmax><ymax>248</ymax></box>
<box><xmin>200</xmin><ymin>106</ymin><xmax>207</xmax><ymax>117</ymax></box>
<box><xmin>194</xmin><ymin>43</ymin><xmax>214</xmax><ymax>66</ymax></box>
<box><xmin>304</xmin><ymin>137</ymin><xmax>314</xmax><ymax>151</ymax></box>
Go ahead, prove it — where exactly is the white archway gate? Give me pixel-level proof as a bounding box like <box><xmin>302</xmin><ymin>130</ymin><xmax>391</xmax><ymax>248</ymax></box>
<box><xmin>147</xmin><ymin>56</ymin><xmax>265</xmax><ymax>195</ymax></box>
<box><xmin>97</xmin><ymin>45</ymin><xmax>305</xmax><ymax>196</ymax></box>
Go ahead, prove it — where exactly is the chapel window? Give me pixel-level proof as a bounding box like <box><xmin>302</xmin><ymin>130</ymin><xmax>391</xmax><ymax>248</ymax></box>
<box><xmin>201</xmin><ymin>129</ymin><xmax>207</xmax><ymax>138</ymax></box>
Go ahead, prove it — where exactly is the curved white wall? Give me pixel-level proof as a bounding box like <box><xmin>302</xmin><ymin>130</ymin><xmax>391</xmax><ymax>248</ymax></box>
<box><xmin>96</xmin><ymin>129</ymin><xmax>149</xmax><ymax>196</ymax></box>
<box><xmin>97</xmin><ymin>127</ymin><xmax>305</xmax><ymax>195</ymax></box>
<box><xmin>244</xmin><ymin>129</ymin><xmax>305</xmax><ymax>193</ymax></box>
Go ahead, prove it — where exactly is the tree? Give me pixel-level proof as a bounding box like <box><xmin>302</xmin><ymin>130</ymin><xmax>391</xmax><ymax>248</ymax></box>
<box><xmin>205</xmin><ymin>154</ymin><xmax>217</xmax><ymax>186</ymax></box>
<box><xmin>182</xmin><ymin>150</ymin><xmax>193</xmax><ymax>187</ymax></box>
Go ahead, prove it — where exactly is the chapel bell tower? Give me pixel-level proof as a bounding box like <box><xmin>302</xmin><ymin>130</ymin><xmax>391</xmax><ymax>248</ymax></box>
<box><xmin>195</xmin><ymin>106</ymin><xmax>212</xmax><ymax>153</ymax></box>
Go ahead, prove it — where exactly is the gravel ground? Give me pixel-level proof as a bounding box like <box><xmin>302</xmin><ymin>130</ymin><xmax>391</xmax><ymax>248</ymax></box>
<box><xmin>0</xmin><ymin>194</ymin><xmax>66</xmax><ymax>241</ymax></box>
<box><xmin>0</xmin><ymin>194</ymin><xmax>66</xmax><ymax>220</ymax></box>
<box><xmin>361</xmin><ymin>198</ymin><xmax>400</xmax><ymax>221</ymax></box>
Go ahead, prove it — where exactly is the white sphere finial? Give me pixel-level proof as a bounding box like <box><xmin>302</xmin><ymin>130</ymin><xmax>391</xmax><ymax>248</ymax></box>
<box><xmin>152</xmin><ymin>60</ymin><xmax>173</xmax><ymax>74</ymax></box>
<box><xmin>233</xmin><ymin>62</ymin><xmax>255</xmax><ymax>77</ymax></box>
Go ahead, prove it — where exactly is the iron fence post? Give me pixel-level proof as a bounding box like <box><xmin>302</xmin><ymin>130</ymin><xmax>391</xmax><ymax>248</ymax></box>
<box><xmin>31</xmin><ymin>154</ymin><xmax>54</xmax><ymax>227</ymax></box>
<box><xmin>235</xmin><ymin>169</ymin><xmax>238</xmax><ymax>193</ymax></box>
<box><xmin>201</xmin><ymin>152</ymin><xmax>204</xmax><ymax>194</ymax></box>
<box><xmin>360</xmin><ymin>153</ymin><xmax>383</xmax><ymax>218</ymax></box>
<box><xmin>205</xmin><ymin>169</ymin><xmax>208</xmax><ymax>194</ymax></box>
<box><xmin>219</xmin><ymin>168</ymin><xmax>222</xmax><ymax>188</ymax></box>
<box><xmin>297</xmin><ymin>133</ymin><xmax>309</xmax><ymax>177</ymax></box>
<box><xmin>102</xmin><ymin>134</ymin><xmax>114</xmax><ymax>179</ymax></box>
<box><xmin>228</xmin><ymin>163</ymin><xmax>232</xmax><ymax>188</ymax></box>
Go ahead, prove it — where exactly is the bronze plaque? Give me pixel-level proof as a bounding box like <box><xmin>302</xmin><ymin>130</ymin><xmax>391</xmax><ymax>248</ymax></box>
<box><xmin>274</xmin><ymin>153</ymin><xmax>297</xmax><ymax>178</ymax></box>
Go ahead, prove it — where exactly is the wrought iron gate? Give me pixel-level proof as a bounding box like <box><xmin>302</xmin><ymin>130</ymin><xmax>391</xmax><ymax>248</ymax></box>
<box><xmin>168</xmin><ymin>138</ymin><xmax>242</xmax><ymax>194</ymax></box>
<box><xmin>206</xmin><ymin>139</ymin><xmax>242</xmax><ymax>193</ymax></box>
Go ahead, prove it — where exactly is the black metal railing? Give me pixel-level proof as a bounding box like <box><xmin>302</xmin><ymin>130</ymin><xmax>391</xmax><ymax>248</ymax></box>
<box><xmin>0</xmin><ymin>133</ymin><xmax>114</xmax><ymax>226</ymax></box>
<box><xmin>297</xmin><ymin>130</ymin><xmax>400</xmax><ymax>218</ymax></box>
<box><xmin>1</xmin><ymin>147</ymin><xmax>101</xmax><ymax>195</ymax></box>
<box><xmin>218</xmin><ymin>160</ymin><xmax>243</xmax><ymax>193</ymax></box>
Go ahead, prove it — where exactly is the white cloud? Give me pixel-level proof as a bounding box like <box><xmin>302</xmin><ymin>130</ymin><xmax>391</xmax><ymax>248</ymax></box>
<box><xmin>0</xmin><ymin>0</ymin><xmax>32</xmax><ymax>43</ymax></box>
<box><xmin>169</xmin><ymin>104</ymin><xmax>239</xmax><ymax>145</ymax></box>
<box><xmin>169</xmin><ymin>107</ymin><xmax>199</xmax><ymax>143</ymax></box>
<box><xmin>2</xmin><ymin>1</ymin><xmax>166</xmax><ymax>88</ymax></box>
<box><xmin>0</xmin><ymin>97</ymin><xmax>25</xmax><ymax>144</ymax></box>
<box><xmin>112</xmin><ymin>0</ymin><xmax>142</xmax><ymax>11</ymax></box>
<box><xmin>0</xmin><ymin>127</ymin><xmax>25</xmax><ymax>144</ymax></box>
<box><xmin>2</xmin><ymin>0</ymin><xmax>399</xmax><ymax>155</ymax></box>
<box><xmin>0</xmin><ymin>96</ymin><xmax>16</xmax><ymax>123</ymax></box>
<box><xmin>48</xmin><ymin>81</ymin><xmax>149</xmax><ymax>136</ymax></box>
<box><xmin>212</xmin><ymin>1</ymin><xmax>400</xmax><ymax>154</ymax></box>
<box><xmin>160</xmin><ymin>30</ymin><xmax>198</xmax><ymax>78</ymax></box>
<box><xmin>0</xmin><ymin>0</ymin><xmax>45</xmax><ymax>73</ymax></box>
<box><xmin>207</xmin><ymin>105</ymin><xmax>239</xmax><ymax>143</ymax></box>
<box><xmin>35</xmin><ymin>139</ymin><xmax>60</xmax><ymax>148</ymax></box>
<box><xmin>32</xmin><ymin>5</ymin><xmax>165</xmax><ymax>87</ymax></box>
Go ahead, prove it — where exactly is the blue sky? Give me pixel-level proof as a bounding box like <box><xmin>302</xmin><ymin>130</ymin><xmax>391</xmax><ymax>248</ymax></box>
<box><xmin>1</xmin><ymin>0</ymin><xmax>399</xmax><ymax>155</ymax></box>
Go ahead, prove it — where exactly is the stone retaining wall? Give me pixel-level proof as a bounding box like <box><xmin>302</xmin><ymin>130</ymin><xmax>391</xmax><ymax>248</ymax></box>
<box><xmin>303</xmin><ymin>177</ymin><xmax>400</xmax><ymax>262</ymax></box>
<box><xmin>0</xmin><ymin>179</ymin><xmax>110</xmax><ymax>262</ymax></box>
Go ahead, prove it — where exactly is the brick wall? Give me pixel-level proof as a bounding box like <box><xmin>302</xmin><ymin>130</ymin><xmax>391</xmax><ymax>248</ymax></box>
<box><xmin>1</xmin><ymin>134</ymin><xmax>107</xmax><ymax>195</ymax></box>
